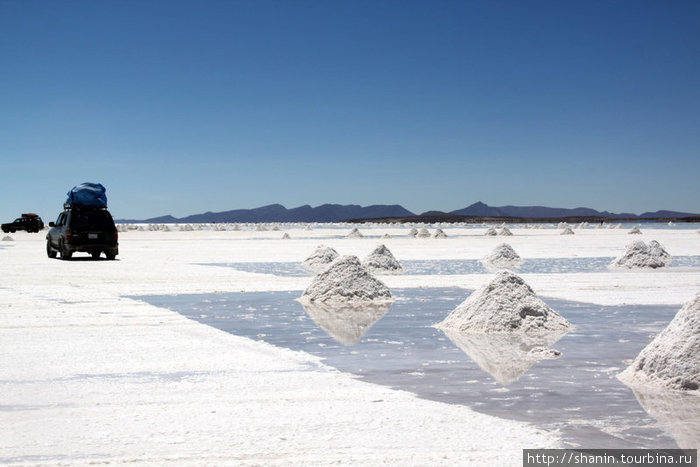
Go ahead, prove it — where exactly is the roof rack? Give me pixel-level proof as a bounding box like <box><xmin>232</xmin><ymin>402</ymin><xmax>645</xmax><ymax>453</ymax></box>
<box><xmin>63</xmin><ymin>203</ymin><xmax>108</xmax><ymax>210</ymax></box>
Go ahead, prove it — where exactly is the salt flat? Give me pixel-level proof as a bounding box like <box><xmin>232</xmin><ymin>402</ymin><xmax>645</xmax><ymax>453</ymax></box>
<box><xmin>1</xmin><ymin>225</ymin><xmax>698</xmax><ymax>465</ymax></box>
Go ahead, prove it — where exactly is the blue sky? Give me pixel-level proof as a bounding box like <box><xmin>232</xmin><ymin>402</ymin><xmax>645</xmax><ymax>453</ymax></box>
<box><xmin>1</xmin><ymin>0</ymin><xmax>698</xmax><ymax>221</ymax></box>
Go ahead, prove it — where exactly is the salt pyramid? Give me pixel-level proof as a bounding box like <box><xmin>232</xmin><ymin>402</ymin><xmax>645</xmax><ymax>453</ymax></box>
<box><xmin>347</xmin><ymin>228</ymin><xmax>363</xmax><ymax>239</ymax></box>
<box><xmin>610</xmin><ymin>240</ymin><xmax>670</xmax><ymax>269</ymax></box>
<box><xmin>484</xmin><ymin>226</ymin><xmax>497</xmax><ymax>236</ymax></box>
<box><xmin>408</xmin><ymin>228</ymin><xmax>418</xmax><ymax>237</ymax></box>
<box><xmin>300</xmin><ymin>255</ymin><xmax>392</xmax><ymax>304</ymax></box>
<box><xmin>433</xmin><ymin>229</ymin><xmax>447</xmax><ymax>238</ymax></box>
<box><xmin>647</xmin><ymin>240</ymin><xmax>671</xmax><ymax>264</ymax></box>
<box><xmin>2</xmin><ymin>235</ymin><xmax>13</xmax><ymax>241</ymax></box>
<box><xmin>417</xmin><ymin>228</ymin><xmax>431</xmax><ymax>238</ymax></box>
<box><xmin>302</xmin><ymin>245</ymin><xmax>339</xmax><ymax>273</ymax></box>
<box><xmin>560</xmin><ymin>227</ymin><xmax>575</xmax><ymax>235</ymax></box>
<box><xmin>498</xmin><ymin>227</ymin><xmax>513</xmax><ymax>236</ymax></box>
<box><xmin>482</xmin><ymin>243</ymin><xmax>523</xmax><ymax>271</ymax></box>
<box><xmin>619</xmin><ymin>292</ymin><xmax>700</xmax><ymax>391</ymax></box>
<box><xmin>438</xmin><ymin>271</ymin><xmax>571</xmax><ymax>334</ymax></box>
<box><xmin>362</xmin><ymin>244</ymin><xmax>403</xmax><ymax>274</ymax></box>
<box><xmin>628</xmin><ymin>226</ymin><xmax>642</xmax><ymax>234</ymax></box>
<box><xmin>382</xmin><ymin>233</ymin><xmax>392</xmax><ymax>239</ymax></box>
<box><xmin>281</xmin><ymin>232</ymin><xmax>291</xmax><ymax>239</ymax></box>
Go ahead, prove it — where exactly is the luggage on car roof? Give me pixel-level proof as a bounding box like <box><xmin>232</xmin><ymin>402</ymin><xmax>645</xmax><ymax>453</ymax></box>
<box><xmin>66</xmin><ymin>183</ymin><xmax>108</xmax><ymax>208</ymax></box>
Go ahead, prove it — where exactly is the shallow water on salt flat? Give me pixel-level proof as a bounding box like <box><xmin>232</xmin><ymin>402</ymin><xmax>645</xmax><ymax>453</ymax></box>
<box><xmin>136</xmin><ymin>288</ymin><xmax>695</xmax><ymax>449</ymax></box>
<box><xmin>206</xmin><ymin>256</ymin><xmax>700</xmax><ymax>277</ymax></box>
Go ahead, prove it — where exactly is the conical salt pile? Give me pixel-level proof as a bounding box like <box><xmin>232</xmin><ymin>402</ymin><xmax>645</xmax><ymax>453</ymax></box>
<box><xmin>417</xmin><ymin>228</ymin><xmax>431</xmax><ymax>238</ymax></box>
<box><xmin>628</xmin><ymin>226</ymin><xmax>642</xmax><ymax>234</ymax></box>
<box><xmin>484</xmin><ymin>226</ymin><xmax>497</xmax><ymax>236</ymax></box>
<box><xmin>433</xmin><ymin>229</ymin><xmax>447</xmax><ymax>238</ymax></box>
<box><xmin>482</xmin><ymin>243</ymin><xmax>523</xmax><ymax>271</ymax></box>
<box><xmin>499</xmin><ymin>227</ymin><xmax>513</xmax><ymax>236</ymax></box>
<box><xmin>560</xmin><ymin>227</ymin><xmax>575</xmax><ymax>235</ymax></box>
<box><xmin>302</xmin><ymin>245</ymin><xmax>339</xmax><ymax>273</ymax></box>
<box><xmin>281</xmin><ymin>232</ymin><xmax>291</xmax><ymax>239</ymax></box>
<box><xmin>2</xmin><ymin>236</ymin><xmax>13</xmax><ymax>241</ymax></box>
<box><xmin>347</xmin><ymin>228</ymin><xmax>364</xmax><ymax>238</ymax></box>
<box><xmin>300</xmin><ymin>255</ymin><xmax>392</xmax><ymax>304</ymax></box>
<box><xmin>619</xmin><ymin>292</ymin><xmax>700</xmax><ymax>391</ymax></box>
<box><xmin>362</xmin><ymin>244</ymin><xmax>404</xmax><ymax>274</ymax></box>
<box><xmin>408</xmin><ymin>228</ymin><xmax>418</xmax><ymax>237</ymax></box>
<box><xmin>610</xmin><ymin>240</ymin><xmax>670</xmax><ymax>269</ymax></box>
<box><xmin>438</xmin><ymin>271</ymin><xmax>571</xmax><ymax>334</ymax></box>
<box><xmin>648</xmin><ymin>240</ymin><xmax>671</xmax><ymax>265</ymax></box>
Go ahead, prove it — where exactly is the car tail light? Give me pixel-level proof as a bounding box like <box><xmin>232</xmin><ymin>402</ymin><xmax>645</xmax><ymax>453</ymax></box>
<box><xmin>66</xmin><ymin>229</ymin><xmax>72</xmax><ymax>243</ymax></box>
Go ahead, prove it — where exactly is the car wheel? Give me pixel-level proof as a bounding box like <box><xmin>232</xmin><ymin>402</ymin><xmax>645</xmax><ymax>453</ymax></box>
<box><xmin>105</xmin><ymin>251</ymin><xmax>116</xmax><ymax>260</ymax></box>
<box><xmin>59</xmin><ymin>241</ymin><xmax>72</xmax><ymax>260</ymax></box>
<box><xmin>91</xmin><ymin>251</ymin><xmax>101</xmax><ymax>259</ymax></box>
<box><xmin>46</xmin><ymin>241</ymin><xmax>57</xmax><ymax>258</ymax></box>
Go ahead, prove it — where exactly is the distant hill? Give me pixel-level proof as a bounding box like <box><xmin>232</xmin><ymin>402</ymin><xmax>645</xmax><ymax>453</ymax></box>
<box><xmin>451</xmin><ymin>201</ymin><xmax>663</xmax><ymax>219</ymax></box>
<box><xmin>117</xmin><ymin>201</ymin><xmax>698</xmax><ymax>224</ymax></box>
<box><xmin>118</xmin><ymin>203</ymin><xmax>415</xmax><ymax>224</ymax></box>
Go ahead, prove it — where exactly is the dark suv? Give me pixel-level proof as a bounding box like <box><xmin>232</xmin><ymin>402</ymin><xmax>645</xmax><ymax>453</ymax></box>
<box><xmin>46</xmin><ymin>207</ymin><xmax>119</xmax><ymax>260</ymax></box>
<box><xmin>2</xmin><ymin>213</ymin><xmax>44</xmax><ymax>233</ymax></box>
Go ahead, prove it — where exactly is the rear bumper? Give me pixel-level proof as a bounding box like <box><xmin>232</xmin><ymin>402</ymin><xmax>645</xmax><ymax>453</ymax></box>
<box><xmin>66</xmin><ymin>242</ymin><xmax>119</xmax><ymax>254</ymax></box>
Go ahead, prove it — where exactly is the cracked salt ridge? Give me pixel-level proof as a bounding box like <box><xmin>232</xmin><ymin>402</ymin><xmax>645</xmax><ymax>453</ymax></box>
<box><xmin>202</xmin><ymin>256</ymin><xmax>700</xmax><ymax>277</ymax></box>
<box><xmin>136</xmin><ymin>288</ymin><xmax>688</xmax><ymax>450</ymax></box>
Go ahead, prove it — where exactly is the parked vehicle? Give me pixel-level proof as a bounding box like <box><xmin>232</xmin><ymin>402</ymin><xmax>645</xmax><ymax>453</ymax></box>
<box><xmin>2</xmin><ymin>213</ymin><xmax>44</xmax><ymax>233</ymax></box>
<box><xmin>46</xmin><ymin>206</ymin><xmax>119</xmax><ymax>260</ymax></box>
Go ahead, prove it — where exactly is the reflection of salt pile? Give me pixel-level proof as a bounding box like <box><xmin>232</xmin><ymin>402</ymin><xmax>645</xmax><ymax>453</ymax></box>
<box><xmin>622</xmin><ymin>385</ymin><xmax>700</xmax><ymax>448</ymax></box>
<box><xmin>300</xmin><ymin>301</ymin><xmax>391</xmax><ymax>345</ymax></box>
<box><xmin>438</xmin><ymin>271</ymin><xmax>571</xmax><ymax>334</ymax></box>
<box><xmin>300</xmin><ymin>255</ymin><xmax>392</xmax><ymax>304</ymax></box>
<box><xmin>610</xmin><ymin>240</ymin><xmax>671</xmax><ymax>269</ymax></box>
<box><xmin>302</xmin><ymin>245</ymin><xmax>339</xmax><ymax>273</ymax></box>
<box><xmin>482</xmin><ymin>243</ymin><xmax>523</xmax><ymax>271</ymax></box>
<box><xmin>619</xmin><ymin>292</ymin><xmax>700</xmax><ymax>391</ymax></box>
<box><xmin>362</xmin><ymin>244</ymin><xmax>404</xmax><ymax>274</ymax></box>
<box><xmin>628</xmin><ymin>226</ymin><xmax>642</xmax><ymax>234</ymax></box>
<box><xmin>347</xmin><ymin>228</ymin><xmax>363</xmax><ymax>238</ymax></box>
<box><xmin>498</xmin><ymin>227</ymin><xmax>513</xmax><ymax>236</ymax></box>
<box><xmin>433</xmin><ymin>229</ymin><xmax>447</xmax><ymax>238</ymax></box>
<box><xmin>484</xmin><ymin>227</ymin><xmax>497</xmax><ymax>236</ymax></box>
<box><xmin>560</xmin><ymin>227</ymin><xmax>575</xmax><ymax>235</ymax></box>
<box><xmin>441</xmin><ymin>330</ymin><xmax>563</xmax><ymax>385</ymax></box>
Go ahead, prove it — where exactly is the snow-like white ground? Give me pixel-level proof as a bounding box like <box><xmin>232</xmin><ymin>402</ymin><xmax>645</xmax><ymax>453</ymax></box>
<box><xmin>1</xmin><ymin>225</ymin><xmax>699</xmax><ymax>465</ymax></box>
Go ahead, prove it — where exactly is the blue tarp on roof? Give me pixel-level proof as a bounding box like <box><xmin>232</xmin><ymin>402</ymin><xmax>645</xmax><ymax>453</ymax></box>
<box><xmin>66</xmin><ymin>183</ymin><xmax>108</xmax><ymax>208</ymax></box>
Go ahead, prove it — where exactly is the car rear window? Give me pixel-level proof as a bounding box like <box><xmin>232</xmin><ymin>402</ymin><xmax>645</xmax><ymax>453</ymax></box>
<box><xmin>70</xmin><ymin>211</ymin><xmax>115</xmax><ymax>229</ymax></box>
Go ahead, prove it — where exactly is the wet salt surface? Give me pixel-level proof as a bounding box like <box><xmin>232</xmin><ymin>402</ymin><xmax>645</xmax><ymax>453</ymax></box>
<box><xmin>205</xmin><ymin>256</ymin><xmax>700</xmax><ymax>277</ymax></box>
<box><xmin>136</xmin><ymin>288</ymin><xmax>688</xmax><ymax>449</ymax></box>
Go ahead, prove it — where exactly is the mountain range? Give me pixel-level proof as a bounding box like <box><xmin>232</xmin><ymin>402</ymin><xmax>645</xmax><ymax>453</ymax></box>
<box><xmin>117</xmin><ymin>201</ymin><xmax>698</xmax><ymax>224</ymax></box>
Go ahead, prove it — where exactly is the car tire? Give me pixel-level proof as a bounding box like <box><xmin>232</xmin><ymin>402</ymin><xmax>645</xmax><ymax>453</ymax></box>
<box><xmin>105</xmin><ymin>251</ymin><xmax>116</xmax><ymax>260</ymax></box>
<box><xmin>91</xmin><ymin>251</ymin><xmax>101</xmax><ymax>259</ymax></box>
<box><xmin>59</xmin><ymin>241</ymin><xmax>72</xmax><ymax>260</ymax></box>
<box><xmin>46</xmin><ymin>241</ymin><xmax>57</xmax><ymax>258</ymax></box>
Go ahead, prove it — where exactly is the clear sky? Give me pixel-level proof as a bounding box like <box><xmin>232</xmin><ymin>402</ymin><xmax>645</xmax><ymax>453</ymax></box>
<box><xmin>1</xmin><ymin>0</ymin><xmax>698</xmax><ymax>221</ymax></box>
